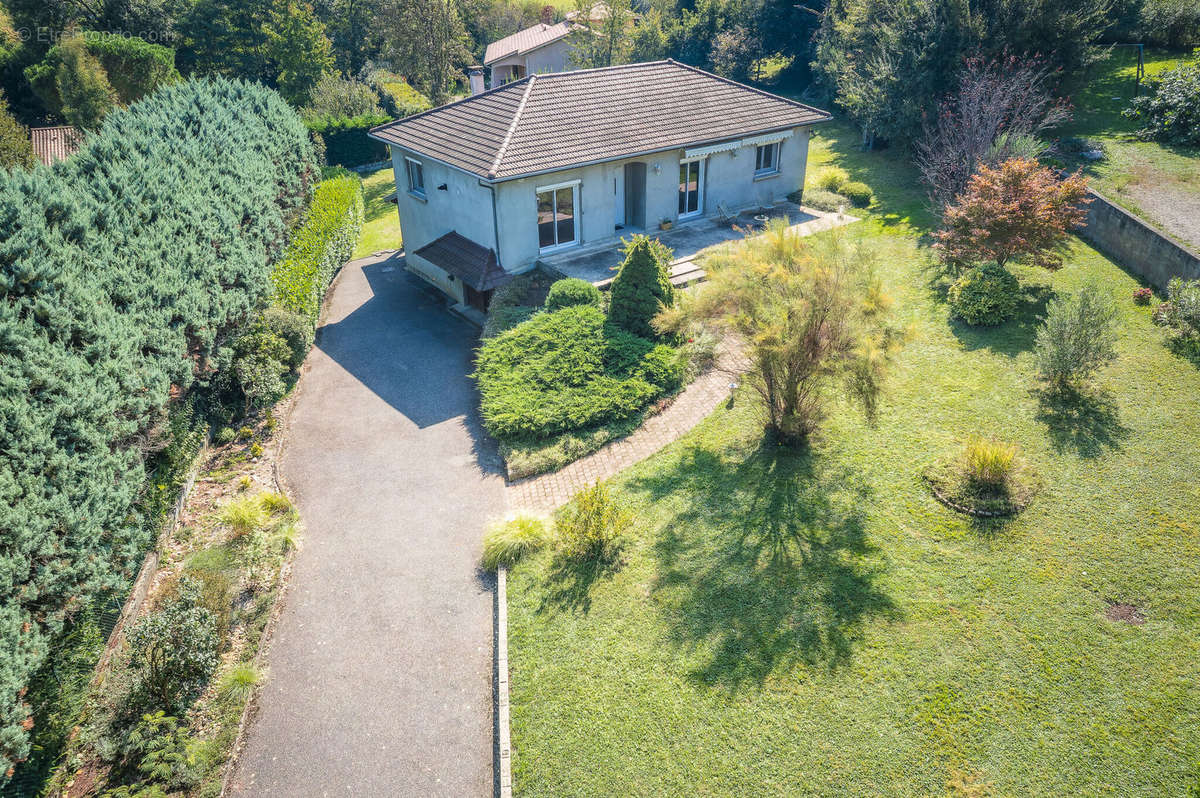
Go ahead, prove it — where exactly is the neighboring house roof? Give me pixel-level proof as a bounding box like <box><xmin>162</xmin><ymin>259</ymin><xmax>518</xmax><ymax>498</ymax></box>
<box><xmin>369</xmin><ymin>60</ymin><xmax>832</xmax><ymax>182</ymax></box>
<box><xmin>30</xmin><ymin>126</ymin><xmax>83</xmax><ymax>165</ymax></box>
<box><xmin>483</xmin><ymin>22</ymin><xmax>572</xmax><ymax>65</ymax></box>
<box><xmin>413</xmin><ymin>232</ymin><xmax>510</xmax><ymax>291</ymax></box>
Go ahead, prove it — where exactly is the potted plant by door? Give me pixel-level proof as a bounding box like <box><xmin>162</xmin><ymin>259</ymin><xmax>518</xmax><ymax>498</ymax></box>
<box><xmin>659</xmin><ymin>218</ymin><xmax>673</xmax><ymax>231</ymax></box>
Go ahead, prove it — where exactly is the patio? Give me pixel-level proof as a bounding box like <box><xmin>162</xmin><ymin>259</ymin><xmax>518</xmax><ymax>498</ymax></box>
<box><xmin>538</xmin><ymin>202</ymin><xmax>861</xmax><ymax>287</ymax></box>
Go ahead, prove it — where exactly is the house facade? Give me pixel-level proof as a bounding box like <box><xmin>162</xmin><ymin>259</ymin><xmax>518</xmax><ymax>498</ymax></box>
<box><xmin>369</xmin><ymin>60</ymin><xmax>831</xmax><ymax>310</ymax></box>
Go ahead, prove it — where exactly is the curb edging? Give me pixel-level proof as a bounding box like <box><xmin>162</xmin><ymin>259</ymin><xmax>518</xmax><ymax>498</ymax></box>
<box><xmin>497</xmin><ymin>565</ymin><xmax>512</xmax><ymax>798</ymax></box>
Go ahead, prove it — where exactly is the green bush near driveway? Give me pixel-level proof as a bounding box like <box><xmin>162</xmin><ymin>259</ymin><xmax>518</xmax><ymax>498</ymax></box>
<box><xmin>271</xmin><ymin>169</ymin><xmax>365</xmax><ymax>326</ymax></box>
<box><xmin>474</xmin><ymin>305</ymin><xmax>681</xmax><ymax>440</ymax></box>
<box><xmin>544</xmin><ymin>277</ymin><xmax>603</xmax><ymax>311</ymax></box>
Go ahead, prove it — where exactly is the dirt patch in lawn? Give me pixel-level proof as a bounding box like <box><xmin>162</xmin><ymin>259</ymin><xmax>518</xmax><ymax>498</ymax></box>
<box><xmin>1124</xmin><ymin>182</ymin><xmax>1200</xmax><ymax>252</ymax></box>
<box><xmin>1105</xmin><ymin>601</ymin><xmax>1146</xmax><ymax>625</ymax></box>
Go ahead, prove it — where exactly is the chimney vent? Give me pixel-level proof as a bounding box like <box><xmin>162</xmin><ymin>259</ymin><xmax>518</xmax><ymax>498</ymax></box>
<box><xmin>468</xmin><ymin>66</ymin><xmax>485</xmax><ymax>96</ymax></box>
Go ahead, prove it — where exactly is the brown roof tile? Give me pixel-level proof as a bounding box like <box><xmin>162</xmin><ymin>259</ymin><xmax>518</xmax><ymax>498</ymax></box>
<box><xmin>413</xmin><ymin>232</ymin><xmax>510</xmax><ymax>291</ymax></box>
<box><xmin>370</xmin><ymin>61</ymin><xmax>831</xmax><ymax>181</ymax></box>
<box><xmin>30</xmin><ymin>126</ymin><xmax>83</xmax><ymax>165</ymax></box>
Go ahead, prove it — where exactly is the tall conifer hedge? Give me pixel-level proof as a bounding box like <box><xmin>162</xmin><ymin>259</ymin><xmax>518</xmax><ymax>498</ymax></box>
<box><xmin>0</xmin><ymin>77</ymin><xmax>317</xmax><ymax>777</ymax></box>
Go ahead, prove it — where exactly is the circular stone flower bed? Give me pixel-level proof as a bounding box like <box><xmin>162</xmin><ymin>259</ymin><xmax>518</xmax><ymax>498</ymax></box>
<box><xmin>923</xmin><ymin>446</ymin><xmax>1040</xmax><ymax>518</ymax></box>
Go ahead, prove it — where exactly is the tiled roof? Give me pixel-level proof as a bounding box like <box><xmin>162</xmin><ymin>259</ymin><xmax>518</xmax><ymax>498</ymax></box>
<box><xmin>413</xmin><ymin>232</ymin><xmax>510</xmax><ymax>291</ymax></box>
<box><xmin>369</xmin><ymin>61</ymin><xmax>831</xmax><ymax>181</ymax></box>
<box><xmin>483</xmin><ymin>22</ymin><xmax>572</xmax><ymax>65</ymax></box>
<box><xmin>30</xmin><ymin>126</ymin><xmax>83</xmax><ymax>165</ymax></box>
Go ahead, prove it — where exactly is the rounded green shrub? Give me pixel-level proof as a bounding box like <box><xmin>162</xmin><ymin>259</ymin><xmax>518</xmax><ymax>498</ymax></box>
<box><xmin>544</xmin><ymin>277</ymin><xmax>602</xmax><ymax>311</ymax></box>
<box><xmin>214</xmin><ymin>426</ymin><xmax>236</xmax><ymax>445</ymax></box>
<box><xmin>841</xmin><ymin>181</ymin><xmax>874</xmax><ymax>207</ymax></box>
<box><xmin>815</xmin><ymin>166</ymin><xmax>849</xmax><ymax>192</ymax></box>
<box><xmin>948</xmin><ymin>263</ymin><xmax>1020</xmax><ymax>326</ymax></box>
<box><xmin>801</xmin><ymin>188</ymin><xmax>852</xmax><ymax>213</ymax></box>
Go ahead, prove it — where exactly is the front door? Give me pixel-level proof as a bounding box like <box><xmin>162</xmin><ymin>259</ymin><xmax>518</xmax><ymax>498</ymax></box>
<box><xmin>623</xmin><ymin>162</ymin><xmax>647</xmax><ymax>230</ymax></box>
<box><xmin>678</xmin><ymin>158</ymin><xmax>704</xmax><ymax>219</ymax></box>
<box><xmin>464</xmin><ymin>285</ymin><xmax>491</xmax><ymax>312</ymax></box>
<box><xmin>614</xmin><ymin>167</ymin><xmax>626</xmax><ymax>229</ymax></box>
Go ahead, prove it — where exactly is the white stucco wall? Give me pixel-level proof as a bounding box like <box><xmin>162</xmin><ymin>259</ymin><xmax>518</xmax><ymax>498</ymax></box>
<box><xmin>488</xmin><ymin>40</ymin><xmax>575</xmax><ymax>87</ymax></box>
<box><xmin>492</xmin><ymin>125</ymin><xmax>814</xmax><ymax>271</ymax></box>
<box><xmin>389</xmin><ymin>145</ymin><xmax>498</xmax><ymax>300</ymax></box>
<box><xmin>524</xmin><ymin>39</ymin><xmax>574</xmax><ymax>74</ymax></box>
<box><xmin>387</xmin><ymin>126</ymin><xmax>815</xmax><ymax>288</ymax></box>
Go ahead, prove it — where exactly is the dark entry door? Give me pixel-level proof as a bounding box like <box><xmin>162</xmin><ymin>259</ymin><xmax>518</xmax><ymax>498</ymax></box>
<box><xmin>463</xmin><ymin>285</ymin><xmax>491</xmax><ymax>312</ymax></box>
<box><xmin>624</xmin><ymin>162</ymin><xmax>647</xmax><ymax>230</ymax></box>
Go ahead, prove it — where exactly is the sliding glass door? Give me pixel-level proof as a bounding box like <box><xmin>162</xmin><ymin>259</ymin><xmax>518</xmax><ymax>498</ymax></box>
<box><xmin>678</xmin><ymin>158</ymin><xmax>704</xmax><ymax>219</ymax></box>
<box><xmin>537</xmin><ymin>182</ymin><xmax>578</xmax><ymax>252</ymax></box>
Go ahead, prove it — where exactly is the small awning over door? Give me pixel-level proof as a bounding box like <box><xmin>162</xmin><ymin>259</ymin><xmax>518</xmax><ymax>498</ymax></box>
<box><xmin>413</xmin><ymin>232</ymin><xmax>511</xmax><ymax>292</ymax></box>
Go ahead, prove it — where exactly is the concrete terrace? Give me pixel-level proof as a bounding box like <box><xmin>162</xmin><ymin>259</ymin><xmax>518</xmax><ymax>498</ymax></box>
<box><xmin>539</xmin><ymin>202</ymin><xmax>860</xmax><ymax>287</ymax></box>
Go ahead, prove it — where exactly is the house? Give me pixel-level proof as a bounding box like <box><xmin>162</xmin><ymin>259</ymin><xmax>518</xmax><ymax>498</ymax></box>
<box><xmin>368</xmin><ymin>60</ymin><xmax>832</xmax><ymax>310</ymax></box>
<box><xmin>30</xmin><ymin>126</ymin><xmax>83</xmax><ymax>165</ymax></box>
<box><xmin>483</xmin><ymin>21</ymin><xmax>576</xmax><ymax>87</ymax></box>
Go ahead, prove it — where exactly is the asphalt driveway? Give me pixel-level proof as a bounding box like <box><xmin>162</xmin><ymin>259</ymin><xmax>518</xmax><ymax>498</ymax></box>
<box><xmin>229</xmin><ymin>252</ymin><xmax>506</xmax><ymax>796</ymax></box>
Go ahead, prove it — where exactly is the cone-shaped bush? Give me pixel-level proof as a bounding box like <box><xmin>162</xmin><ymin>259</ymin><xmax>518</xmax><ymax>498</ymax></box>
<box><xmin>0</xmin><ymin>77</ymin><xmax>316</xmax><ymax>778</ymax></box>
<box><xmin>608</xmin><ymin>235</ymin><xmax>674</xmax><ymax>339</ymax></box>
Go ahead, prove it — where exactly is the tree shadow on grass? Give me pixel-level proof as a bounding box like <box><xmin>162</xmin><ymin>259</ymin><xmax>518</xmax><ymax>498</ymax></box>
<box><xmin>627</xmin><ymin>441</ymin><xmax>898</xmax><ymax>687</ymax></box>
<box><xmin>949</xmin><ymin>283</ymin><xmax>1055</xmax><ymax>357</ymax></box>
<box><xmin>1033</xmin><ymin>385</ymin><xmax>1130</xmax><ymax>458</ymax></box>
<box><xmin>538</xmin><ymin>548</ymin><xmax>624</xmax><ymax>615</ymax></box>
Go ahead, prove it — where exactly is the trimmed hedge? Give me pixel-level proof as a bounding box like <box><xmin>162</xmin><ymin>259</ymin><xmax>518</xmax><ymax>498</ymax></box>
<box><xmin>0</xmin><ymin>77</ymin><xmax>317</xmax><ymax>780</ymax></box>
<box><xmin>271</xmin><ymin>169</ymin><xmax>365</xmax><ymax>325</ymax></box>
<box><xmin>474</xmin><ymin>305</ymin><xmax>681</xmax><ymax>439</ymax></box>
<box><xmin>544</xmin><ymin>277</ymin><xmax>602</xmax><ymax>311</ymax></box>
<box><xmin>305</xmin><ymin>113</ymin><xmax>391</xmax><ymax>167</ymax></box>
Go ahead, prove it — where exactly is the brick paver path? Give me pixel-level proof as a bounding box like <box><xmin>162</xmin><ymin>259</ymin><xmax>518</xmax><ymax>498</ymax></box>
<box><xmin>507</xmin><ymin>347</ymin><xmax>747</xmax><ymax>512</ymax></box>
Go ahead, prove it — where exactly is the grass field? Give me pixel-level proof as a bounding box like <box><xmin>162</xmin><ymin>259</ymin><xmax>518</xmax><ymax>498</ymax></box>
<box><xmin>353</xmin><ymin>167</ymin><xmax>403</xmax><ymax>259</ymax></box>
<box><xmin>504</xmin><ymin>121</ymin><xmax>1200</xmax><ymax>796</ymax></box>
<box><xmin>1055</xmin><ymin>48</ymin><xmax>1200</xmax><ymax>249</ymax></box>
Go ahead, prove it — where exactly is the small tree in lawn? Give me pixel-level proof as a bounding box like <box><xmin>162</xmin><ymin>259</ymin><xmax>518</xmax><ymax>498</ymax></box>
<box><xmin>655</xmin><ymin>221</ymin><xmax>904</xmax><ymax>447</ymax></box>
<box><xmin>609</xmin><ymin>234</ymin><xmax>674</xmax><ymax>339</ymax></box>
<box><xmin>1035</xmin><ymin>281</ymin><xmax>1118</xmax><ymax>391</ymax></box>
<box><xmin>934</xmin><ymin>158</ymin><xmax>1090</xmax><ymax>275</ymax></box>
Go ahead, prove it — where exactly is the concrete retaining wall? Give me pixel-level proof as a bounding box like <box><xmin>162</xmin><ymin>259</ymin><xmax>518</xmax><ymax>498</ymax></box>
<box><xmin>1077</xmin><ymin>189</ymin><xmax>1200</xmax><ymax>290</ymax></box>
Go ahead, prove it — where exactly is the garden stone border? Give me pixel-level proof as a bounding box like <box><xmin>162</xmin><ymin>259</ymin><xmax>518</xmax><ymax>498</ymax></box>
<box><xmin>922</xmin><ymin>474</ymin><xmax>1031</xmax><ymax>518</ymax></box>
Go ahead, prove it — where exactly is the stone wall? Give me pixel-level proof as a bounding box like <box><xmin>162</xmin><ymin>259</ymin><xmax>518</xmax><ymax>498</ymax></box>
<box><xmin>1077</xmin><ymin>189</ymin><xmax>1200</xmax><ymax>290</ymax></box>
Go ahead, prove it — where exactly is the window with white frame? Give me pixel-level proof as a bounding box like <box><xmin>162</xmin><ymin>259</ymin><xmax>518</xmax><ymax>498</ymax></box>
<box><xmin>754</xmin><ymin>142</ymin><xmax>780</xmax><ymax>176</ymax></box>
<box><xmin>405</xmin><ymin>157</ymin><xmax>425</xmax><ymax>197</ymax></box>
<box><xmin>536</xmin><ymin>181</ymin><xmax>579</xmax><ymax>251</ymax></box>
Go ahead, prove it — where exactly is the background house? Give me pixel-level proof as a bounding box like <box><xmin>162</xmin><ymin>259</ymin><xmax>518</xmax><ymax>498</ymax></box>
<box><xmin>483</xmin><ymin>22</ymin><xmax>575</xmax><ymax>87</ymax></box>
<box><xmin>370</xmin><ymin>60</ymin><xmax>831</xmax><ymax>311</ymax></box>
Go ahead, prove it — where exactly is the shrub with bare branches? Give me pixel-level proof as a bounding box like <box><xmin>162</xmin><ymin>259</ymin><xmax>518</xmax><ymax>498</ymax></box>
<box><xmin>916</xmin><ymin>55</ymin><xmax>1071</xmax><ymax>214</ymax></box>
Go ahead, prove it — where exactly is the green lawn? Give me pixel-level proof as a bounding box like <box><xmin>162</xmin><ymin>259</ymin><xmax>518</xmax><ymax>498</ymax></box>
<box><xmin>505</xmin><ymin>122</ymin><xmax>1200</xmax><ymax>796</ymax></box>
<box><xmin>1055</xmin><ymin>48</ymin><xmax>1200</xmax><ymax>249</ymax></box>
<box><xmin>353</xmin><ymin>167</ymin><xmax>402</xmax><ymax>259</ymax></box>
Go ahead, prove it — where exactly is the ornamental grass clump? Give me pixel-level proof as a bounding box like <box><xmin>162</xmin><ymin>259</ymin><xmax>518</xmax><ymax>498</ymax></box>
<box><xmin>557</xmin><ymin>482</ymin><xmax>631</xmax><ymax>562</ymax></box>
<box><xmin>481</xmin><ymin>515</ymin><xmax>552</xmax><ymax>571</ymax></box>
<box><xmin>925</xmin><ymin>437</ymin><xmax>1038</xmax><ymax>517</ymax></box>
<box><xmin>220</xmin><ymin>495</ymin><xmax>269</xmax><ymax>538</ymax></box>
<box><xmin>962</xmin><ymin>437</ymin><xmax>1018</xmax><ymax>489</ymax></box>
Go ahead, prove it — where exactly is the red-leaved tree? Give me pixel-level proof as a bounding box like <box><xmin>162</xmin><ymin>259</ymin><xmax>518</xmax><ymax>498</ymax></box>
<box><xmin>934</xmin><ymin>158</ymin><xmax>1090</xmax><ymax>273</ymax></box>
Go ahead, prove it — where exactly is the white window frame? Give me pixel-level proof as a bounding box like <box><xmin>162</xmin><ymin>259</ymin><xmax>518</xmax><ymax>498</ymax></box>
<box><xmin>754</xmin><ymin>142</ymin><xmax>780</xmax><ymax>177</ymax></box>
<box><xmin>535</xmin><ymin>179</ymin><xmax>581</xmax><ymax>254</ymax></box>
<box><xmin>405</xmin><ymin>156</ymin><xmax>425</xmax><ymax>198</ymax></box>
<box><xmin>678</xmin><ymin>157</ymin><xmax>705</xmax><ymax>220</ymax></box>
